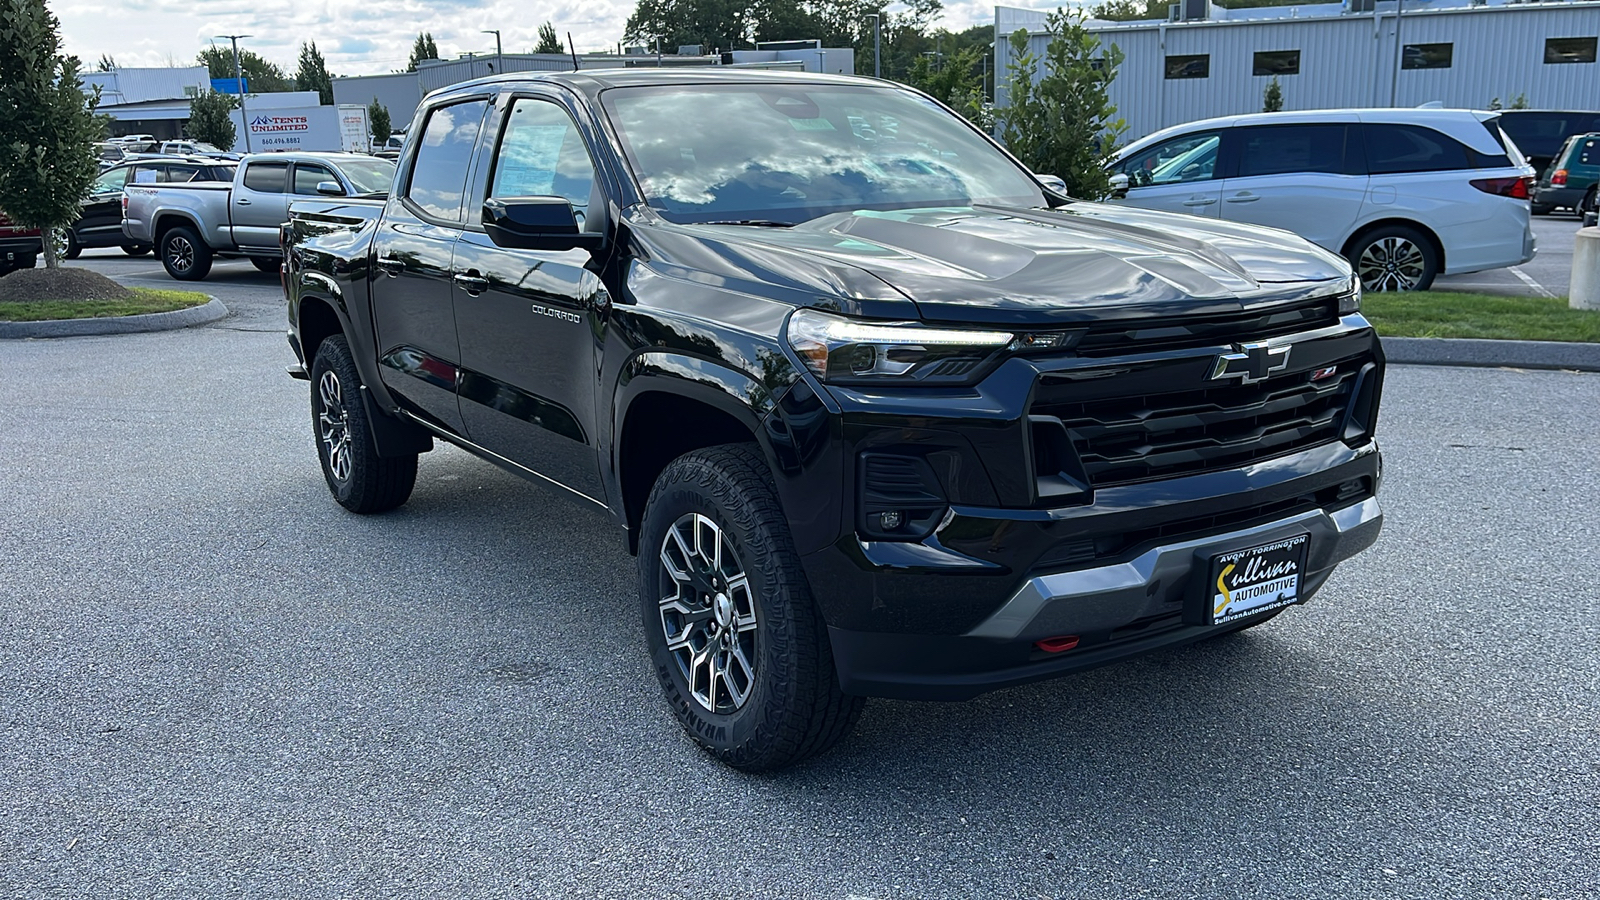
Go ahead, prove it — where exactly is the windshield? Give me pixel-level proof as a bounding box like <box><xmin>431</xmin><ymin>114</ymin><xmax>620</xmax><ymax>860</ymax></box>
<box><xmin>333</xmin><ymin>158</ymin><xmax>398</xmax><ymax>194</ymax></box>
<box><xmin>602</xmin><ymin>83</ymin><xmax>1045</xmax><ymax>224</ymax></box>
<box><xmin>192</xmin><ymin>142</ymin><xmax>223</xmax><ymax>154</ymax></box>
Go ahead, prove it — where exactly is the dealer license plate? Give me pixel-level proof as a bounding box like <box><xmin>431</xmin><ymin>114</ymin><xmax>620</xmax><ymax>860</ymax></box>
<box><xmin>1209</xmin><ymin>534</ymin><xmax>1309</xmax><ymax>625</ymax></box>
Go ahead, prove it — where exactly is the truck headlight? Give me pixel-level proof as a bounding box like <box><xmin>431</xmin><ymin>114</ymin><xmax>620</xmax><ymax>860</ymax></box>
<box><xmin>786</xmin><ymin>309</ymin><xmax>1014</xmax><ymax>385</ymax></box>
<box><xmin>1339</xmin><ymin>280</ymin><xmax>1362</xmax><ymax>315</ymax></box>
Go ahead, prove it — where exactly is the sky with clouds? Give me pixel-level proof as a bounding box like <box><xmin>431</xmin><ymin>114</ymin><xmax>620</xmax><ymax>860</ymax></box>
<box><xmin>53</xmin><ymin>0</ymin><xmax>1067</xmax><ymax>78</ymax></box>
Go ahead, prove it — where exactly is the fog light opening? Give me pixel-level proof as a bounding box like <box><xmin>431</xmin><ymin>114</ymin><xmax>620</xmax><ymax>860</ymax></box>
<box><xmin>1034</xmin><ymin>635</ymin><xmax>1080</xmax><ymax>654</ymax></box>
<box><xmin>878</xmin><ymin>510</ymin><xmax>903</xmax><ymax>531</ymax></box>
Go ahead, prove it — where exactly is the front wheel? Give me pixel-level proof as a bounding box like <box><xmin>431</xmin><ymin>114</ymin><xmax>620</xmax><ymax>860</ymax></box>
<box><xmin>308</xmin><ymin>335</ymin><xmax>417</xmax><ymax>514</ymax></box>
<box><xmin>159</xmin><ymin>226</ymin><xmax>212</xmax><ymax>281</ymax></box>
<box><xmin>639</xmin><ymin>444</ymin><xmax>864</xmax><ymax>772</ymax></box>
<box><xmin>1348</xmin><ymin>225</ymin><xmax>1437</xmax><ymax>292</ymax></box>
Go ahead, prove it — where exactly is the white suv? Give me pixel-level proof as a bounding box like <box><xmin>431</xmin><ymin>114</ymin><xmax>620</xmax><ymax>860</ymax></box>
<box><xmin>1106</xmin><ymin>109</ymin><xmax>1536</xmax><ymax>291</ymax></box>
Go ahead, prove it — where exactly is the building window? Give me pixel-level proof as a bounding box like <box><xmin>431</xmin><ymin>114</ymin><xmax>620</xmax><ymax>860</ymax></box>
<box><xmin>1252</xmin><ymin>50</ymin><xmax>1300</xmax><ymax>76</ymax></box>
<box><xmin>1545</xmin><ymin>37</ymin><xmax>1598</xmax><ymax>64</ymax></box>
<box><xmin>1401</xmin><ymin>43</ymin><xmax>1452</xmax><ymax>70</ymax></box>
<box><xmin>1165</xmin><ymin>54</ymin><xmax>1209</xmax><ymax>79</ymax></box>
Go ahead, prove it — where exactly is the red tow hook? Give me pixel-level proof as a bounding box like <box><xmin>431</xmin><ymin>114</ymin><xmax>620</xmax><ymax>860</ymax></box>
<box><xmin>1034</xmin><ymin>635</ymin><xmax>1080</xmax><ymax>653</ymax></box>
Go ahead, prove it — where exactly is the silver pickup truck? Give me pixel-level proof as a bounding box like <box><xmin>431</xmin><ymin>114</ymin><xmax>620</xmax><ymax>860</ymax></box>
<box><xmin>122</xmin><ymin>151</ymin><xmax>395</xmax><ymax>281</ymax></box>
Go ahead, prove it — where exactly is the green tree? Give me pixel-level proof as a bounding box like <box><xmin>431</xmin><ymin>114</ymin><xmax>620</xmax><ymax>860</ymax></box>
<box><xmin>1262</xmin><ymin>75</ymin><xmax>1283</xmax><ymax>112</ymax></box>
<box><xmin>187</xmin><ymin>90</ymin><xmax>237</xmax><ymax>150</ymax></box>
<box><xmin>295</xmin><ymin>41</ymin><xmax>333</xmax><ymax>105</ymax></box>
<box><xmin>908</xmin><ymin>46</ymin><xmax>989</xmax><ymax>128</ymax></box>
<box><xmin>0</xmin><ymin>0</ymin><xmax>104</xmax><ymax>269</ymax></box>
<box><xmin>407</xmin><ymin>32</ymin><xmax>439</xmax><ymax>71</ymax></box>
<box><xmin>998</xmin><ymin>10</ymin><xmax>1126</xmax><ymax>199</ymax></box>
<box><xmin>198</xmin><ymin>46</ymin><xmax>293</xmax><ymax>92</ymax></box>
<box><xmin>96</xmin><ymin>53</ymin><xmax>116</xmax><ymax>71</ymax></box>
<box><xmin>535</xmin><ymin>22</ymin><xmax>564</xmax><ymax>54</ymax></box>
<box><xmin>1510</xmin><ymin>92</ymin><xmax>1529</xmax><ymax>110</ymax></box>
<box><xmin>368</xmin><ymin>98</ymin><xmax>391</xmax><ymax>144</ymax></box>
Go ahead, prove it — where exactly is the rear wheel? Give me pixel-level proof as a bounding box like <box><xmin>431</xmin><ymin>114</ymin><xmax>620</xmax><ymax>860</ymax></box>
<box><xmin>1531</xmin><ymin>202</ymin><xmax>1555</xmax><ymax>216</ymax></box>
<box><xmin>250</xmin><ymin>255</ymin><xmax>281</xmax><ymax>274</ymax></box>
<box><xmin>159</xmin><ymin>226</ymin><xmax>212</xmax><ymax>281</ymax></box>
<box><xmin>1348</xmin><ymin>225</ymin><xmax>1437</xmax><ymax>292</ymax></box>
<box><xmin>639</xmin><ymin>444</ymin><xmax>863</xmax><ymax>772</ymax></box>
<box><xmin>308</xmin><ymin>335</ymin><xmax>417</xmax><ymax>514</ymax></box>
<box><xmin>61</xmin><ymin>229</ymin><xmax>81</xmax><ymax>260</ymax></box>
<box><xmin>1580</xmin><ymin>186</ymin><xmax>1598</xmax><ymax>221</ymax></box>
<box><xmin>121</xmin><ymin>243</ymin><xmax>151</xmax><ymax>257</ymax></box>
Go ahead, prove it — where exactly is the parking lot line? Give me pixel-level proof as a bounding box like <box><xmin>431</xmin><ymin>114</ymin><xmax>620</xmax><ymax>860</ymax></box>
<box><xmin>1508</xmin><ymin>266</ymin><xmax>1556</xmax><ymax>298</ymax></box>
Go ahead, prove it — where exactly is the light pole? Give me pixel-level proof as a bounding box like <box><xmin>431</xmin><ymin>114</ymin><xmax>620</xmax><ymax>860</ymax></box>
<box><xmin>482</xmin><ymin>29</ymin><xmax>502</xmax><ymax>74</ymax></box>
<box><xmin>1389</xmin><ymin>0</ymin><xmax>1405</xmax><ymax>107</ymax></box>
<box><xmin>216</xmin><ymin>34</ymin><xmax>252</xmax><ymax>152</ymax></box>
<box><xmin>864</xmin><ymin>14</ymin><xmax>881</xmax><ymax>79</ymax></box>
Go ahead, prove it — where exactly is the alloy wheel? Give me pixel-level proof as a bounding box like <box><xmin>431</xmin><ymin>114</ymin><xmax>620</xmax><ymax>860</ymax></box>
<box><xmin>317</xmin><ymin>370</ymin><xmax>353</xmax><ymax>483</ymax></box>
<box><xmin>1357</xmin><ymin>236</ymin><xmax>1426</xmax><ymax>292</ymax></box>
<box><xmin>658</xmin><ymin>512</ymin><xmax>759</xmax><ymax>714</ymax></box>
<box><xmin>166</xmin><ymin>235</ymin><xmax>194</xmax><ymax>273</ymax></box>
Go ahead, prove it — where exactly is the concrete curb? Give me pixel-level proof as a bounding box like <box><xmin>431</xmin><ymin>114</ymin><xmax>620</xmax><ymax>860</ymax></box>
<box><xmin>1383</xmin><ymin>336</ymin><xmax>1600</xmax><ymax>372</ymax></box>
<box><xmin>0</xmin><ymin>296</ymin><xmax>228</xmax><ymax>339</ymax></box>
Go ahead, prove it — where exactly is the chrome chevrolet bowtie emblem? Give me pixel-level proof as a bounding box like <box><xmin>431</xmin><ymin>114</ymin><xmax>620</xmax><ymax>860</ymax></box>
<box><xmin>1210</xmin><ymin>341</ymin><xmax>1291</xmax><ymax>384</ymax></box>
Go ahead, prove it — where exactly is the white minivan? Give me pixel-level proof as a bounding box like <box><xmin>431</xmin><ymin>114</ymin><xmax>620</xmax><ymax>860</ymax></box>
<box><xmin>1107</xmin><ymin>109</ymin><xmax>1536</xmax><ymax>291</ymax></box>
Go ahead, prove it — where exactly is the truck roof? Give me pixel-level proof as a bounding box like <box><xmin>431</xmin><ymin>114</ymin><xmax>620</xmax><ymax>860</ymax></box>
<box><xmin>426</xmin><ymin>67</ymin><xmax>893</xmax><ymax>106</ymax></box>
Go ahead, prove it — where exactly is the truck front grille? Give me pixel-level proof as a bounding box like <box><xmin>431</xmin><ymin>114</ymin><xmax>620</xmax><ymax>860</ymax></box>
<box><xmin>1034</xmin><ymin>363</ymin><xmax>1361</xmax><ymax>488</ymax></box>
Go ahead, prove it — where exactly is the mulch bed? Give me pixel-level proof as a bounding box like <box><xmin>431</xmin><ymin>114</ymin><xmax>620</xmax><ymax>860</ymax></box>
<box><xmin>0</xmin><ymin>267</ymin><xmax>135</xmax><ymax>303</ymax></box>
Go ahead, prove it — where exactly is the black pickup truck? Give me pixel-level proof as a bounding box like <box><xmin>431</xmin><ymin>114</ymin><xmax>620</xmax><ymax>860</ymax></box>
<box><xmin>282</xmin><ymin>69</ymin><xmax>1385</xmax><ymax>771</ymax></box>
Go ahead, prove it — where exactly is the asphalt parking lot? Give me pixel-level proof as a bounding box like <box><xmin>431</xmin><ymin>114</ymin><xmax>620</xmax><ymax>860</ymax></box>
<box><xmin>3</xmin><ymin>253</ymin><xmax>1598</xmax><ymax>899</ymax></box>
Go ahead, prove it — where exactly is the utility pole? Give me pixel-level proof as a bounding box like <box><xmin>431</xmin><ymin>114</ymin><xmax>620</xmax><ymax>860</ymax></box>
<box><xmin>482</xmin><ymin>29</ymin><xmax>502</xmax><ymax>74</ymax></box>
<box><xmin>864</xmin><ymin>14</ymin><xmax>881</xmax><ymax>78</ymax></box>
<box><xmin>216</xmin><ymin>34</ymin><xmax>252</xmax><ymax>152</ymax></box>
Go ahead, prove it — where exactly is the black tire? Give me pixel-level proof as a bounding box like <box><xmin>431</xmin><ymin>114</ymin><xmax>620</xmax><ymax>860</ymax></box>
<box><xmin>250</xmin><ymin>255</ymin><xmax>281</xmax><ymax>274</ymax></box>
<box><xmin>121</xmin><ymin>243</ymin><xmax>151</xmax><ymax>257</ymax></box>
<box><xmin>13</xmin><ymin>254</ymin><xmax>37</xmax><ymax>271</ymax></box>
<box><xmin>1530</xmin><ymin>203</ymin><xmax>1555</xmax><ymax>216</ymax></box>
<box><xmin>639</xmin><ymin>444</ymin><xmax>863</xmax><ymax>772</ymax></box>
<box><xmin>1347</xmin><ymin>224</ymin><xmax>1437</xmax><ymax>292</ymax></box>
<box><xmin>1580</xmin><ymin>187</ymin><xmax>1598</xmax><ymax>221</ymax></box>
<box><xmin>63</xmin><ymin>229</ymin><xmax>81</xmax><ymax>260</ymax></box>
<box><xmin>308</xmin><ymin>335</ymin><xmax>417</xmax><ymax>514</ymax></box>
<box><xmin>159</xmin><ymin>225</ymin><xmax>212</xmax><ymax>281</ymax></box>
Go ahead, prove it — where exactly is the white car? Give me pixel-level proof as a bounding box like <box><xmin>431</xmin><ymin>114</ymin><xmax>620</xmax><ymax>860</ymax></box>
<box><xmin>1107</xmin><ymin>109</ymin><xmax>1536</xmax><ymax>291</ymax></box>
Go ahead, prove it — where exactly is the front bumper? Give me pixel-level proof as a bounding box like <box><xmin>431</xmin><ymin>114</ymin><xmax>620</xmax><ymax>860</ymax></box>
<box><xmin>830</xmin><ymin>496</ymin><xmax>1381</xmax><ymax>700</ymax></box>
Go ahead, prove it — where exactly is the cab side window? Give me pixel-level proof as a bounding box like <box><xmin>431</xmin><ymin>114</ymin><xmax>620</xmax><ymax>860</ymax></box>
<box><xmin>294</xmin><ymin>164</ymin><xmax>337</xmax><ymax>195</ymax></box>
<box><xmin>1119</xmin><ymin>131</ymin><xmax>1222</xmax><ymax>187</ymax></box>
<box><xmin>407</xmin><ymin>99</ymin><xmax>489</xmax><ymax>222</ymax></box>
<box><xmin>488</xmin><ymin>98</ymin><xmax>596</xmax><ymax>224</ymax></box>
<box><xmin>94</xmin><ymin>167</ymin><xmax>131</xmax><ymax>192</ymax></box>
<box><xmin>243</xmin><ymin>162</ymin><xmax>289</xmax><ymax>193</ymax></box>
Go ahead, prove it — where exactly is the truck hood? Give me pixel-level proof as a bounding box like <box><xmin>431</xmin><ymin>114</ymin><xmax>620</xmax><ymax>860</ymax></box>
<box><xmin>672</xmin><ymin>203</ymin><xmax>1352</xmax><ymax>326</ymax></box>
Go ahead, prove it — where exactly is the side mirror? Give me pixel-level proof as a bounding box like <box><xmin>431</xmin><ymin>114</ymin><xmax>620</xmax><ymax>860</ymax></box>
<box><xmin>1109</xmin><ymin>172</ymin><xmax>1130</xmax><ymax>199</ymax></box>
<box><xmin>483</xmin><ymin>197</ymin><xmax>604</xmax><ymax>252</ymax></box>
<box><xmin>1035</xmin><ymin>173</ymin><xmax>1068</xmax><ymax>194</ymax></box>
<box><xmin>316</xmin><ymin>181</ymin><xmax>346</xmax><ymax>196</ymax></box>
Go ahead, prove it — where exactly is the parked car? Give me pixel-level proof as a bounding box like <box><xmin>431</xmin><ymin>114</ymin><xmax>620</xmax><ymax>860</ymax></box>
<box><xmin>1496</xmin><ymin>109</ymin><xmax>1600</xmax><ymax>179</ymax></box>
<box><xmin>61</xmin><ymin>156</ymin><xmax>238</xmax><ymax>259</ymax></box>
<box><xmin>373</xmin><ymin>133</ymin><xmax>406</xmax><ymax>159</ymax></box>
<box><xmin>123</xmin><ymin>152</ymin><xmax>395</xmax><ymax>280</ymax></box>
<box><xmin>1107</xmin><ymin>109</ymin><xmax>1536</xmax><ymax>292</ymax></box>
<box><xmin>0</xmin><ymin>210</ymin><xmax>42</xmax><ymax>275</ymax></box>
<box><xmin>1531</xmin><ymin>133</ymin><xmax>1599</xmax><ymax>218</ymax></box>
<box><xmin>157</xmin><ymin>140</ymin><xmax>241</xmax><ymax>160</ymax></box>
<box><xmin>282</xmin><ymin>70</ymin><xmax>1385</xmax><ymax>770</ymax></box>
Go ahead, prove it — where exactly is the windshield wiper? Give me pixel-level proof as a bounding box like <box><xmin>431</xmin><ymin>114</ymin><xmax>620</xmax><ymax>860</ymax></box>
<box><xmin>697</xmin><ymin>219</ymin><xmax>795</xmax><ymax>227</ymax></box>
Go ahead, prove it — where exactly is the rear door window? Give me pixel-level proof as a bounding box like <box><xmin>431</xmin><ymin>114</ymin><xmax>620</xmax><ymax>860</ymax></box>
<box><xmin>406</xmin><ymin>99</ymin><xmax>489</xmax><ymax>222</ymax></box>
<box><xmin>1362</xmin><ymin>124</ymin><xmax>1471</xmax><ymax>174</ymax></box>
<box><xmin>242</xmin><ymin>162</ymin><xmax>289</xmax><ymax>193</ymax></box>
<box><xmin>1235</xmin><ymin>124</ymin><xmax>1351</xmax><ymax>177</ymax></box>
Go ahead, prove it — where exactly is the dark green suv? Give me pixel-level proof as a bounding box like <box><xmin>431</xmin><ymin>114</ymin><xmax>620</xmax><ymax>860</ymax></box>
<box><xmin>1532</xmin><ymin>133</ymin><xmax>1599</xmax><ymax>217</ymax></box>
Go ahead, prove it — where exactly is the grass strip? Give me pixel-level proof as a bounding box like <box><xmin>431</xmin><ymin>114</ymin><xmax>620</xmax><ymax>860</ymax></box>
<box><xmin>0</xmin><ymin>288</ymin><xmax>210</xmax><ymax>322</ymax></box>
<box><xmin>1363</xmin><ymin>291</ymin><xmax>1600</xmax><ymax>342</ymax></box>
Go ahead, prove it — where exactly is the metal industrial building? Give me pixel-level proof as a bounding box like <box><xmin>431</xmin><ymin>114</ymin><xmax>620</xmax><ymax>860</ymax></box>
<box><xmin>995</xmin><ymin>0</ymin><xmax>1600</xmax><ymax>141</ymax></box>
<box><xmin>333</xmin><ymin>46</ymin><xmax>855</xmax><ymax>132</ymax></box>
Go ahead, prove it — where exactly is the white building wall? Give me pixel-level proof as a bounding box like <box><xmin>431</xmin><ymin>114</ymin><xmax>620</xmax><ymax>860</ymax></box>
<box><xmin>996</xmin><ymin>1</ymin><xmax>1600</xmax><ymax>143</ymax></box>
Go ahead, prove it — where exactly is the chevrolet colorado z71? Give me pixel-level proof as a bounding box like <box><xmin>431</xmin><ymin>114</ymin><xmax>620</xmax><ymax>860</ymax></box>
<box><xmin>282</xmin><ymin>70</ymin><xmax>1385</xmax><ymax>771</ymax></box>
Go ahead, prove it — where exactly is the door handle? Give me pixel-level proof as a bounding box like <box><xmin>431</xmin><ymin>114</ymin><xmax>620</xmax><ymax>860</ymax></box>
<box><xmin>1182</xmin><ymin>197</ymin><xmax>1217</xmax><ymax>207</ymax></box>
<box><xmin>1226</xmin><ymin>192</ymin><xmax>1259</xmax><ymax>203</ymax></box>
<box><xmin>236</xmin><ymin>198</ymin><xmax>252</xmax><ymax>205</ymax></box>
<box><xmin>375</xmin><ymin>255</ymin><xmax>404</xmax><ymax>276</ymax></box>
<box><xmin>453</xmin><ymin>271</ymin><xmax>489</xmax><ymax>294</ymax></box>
